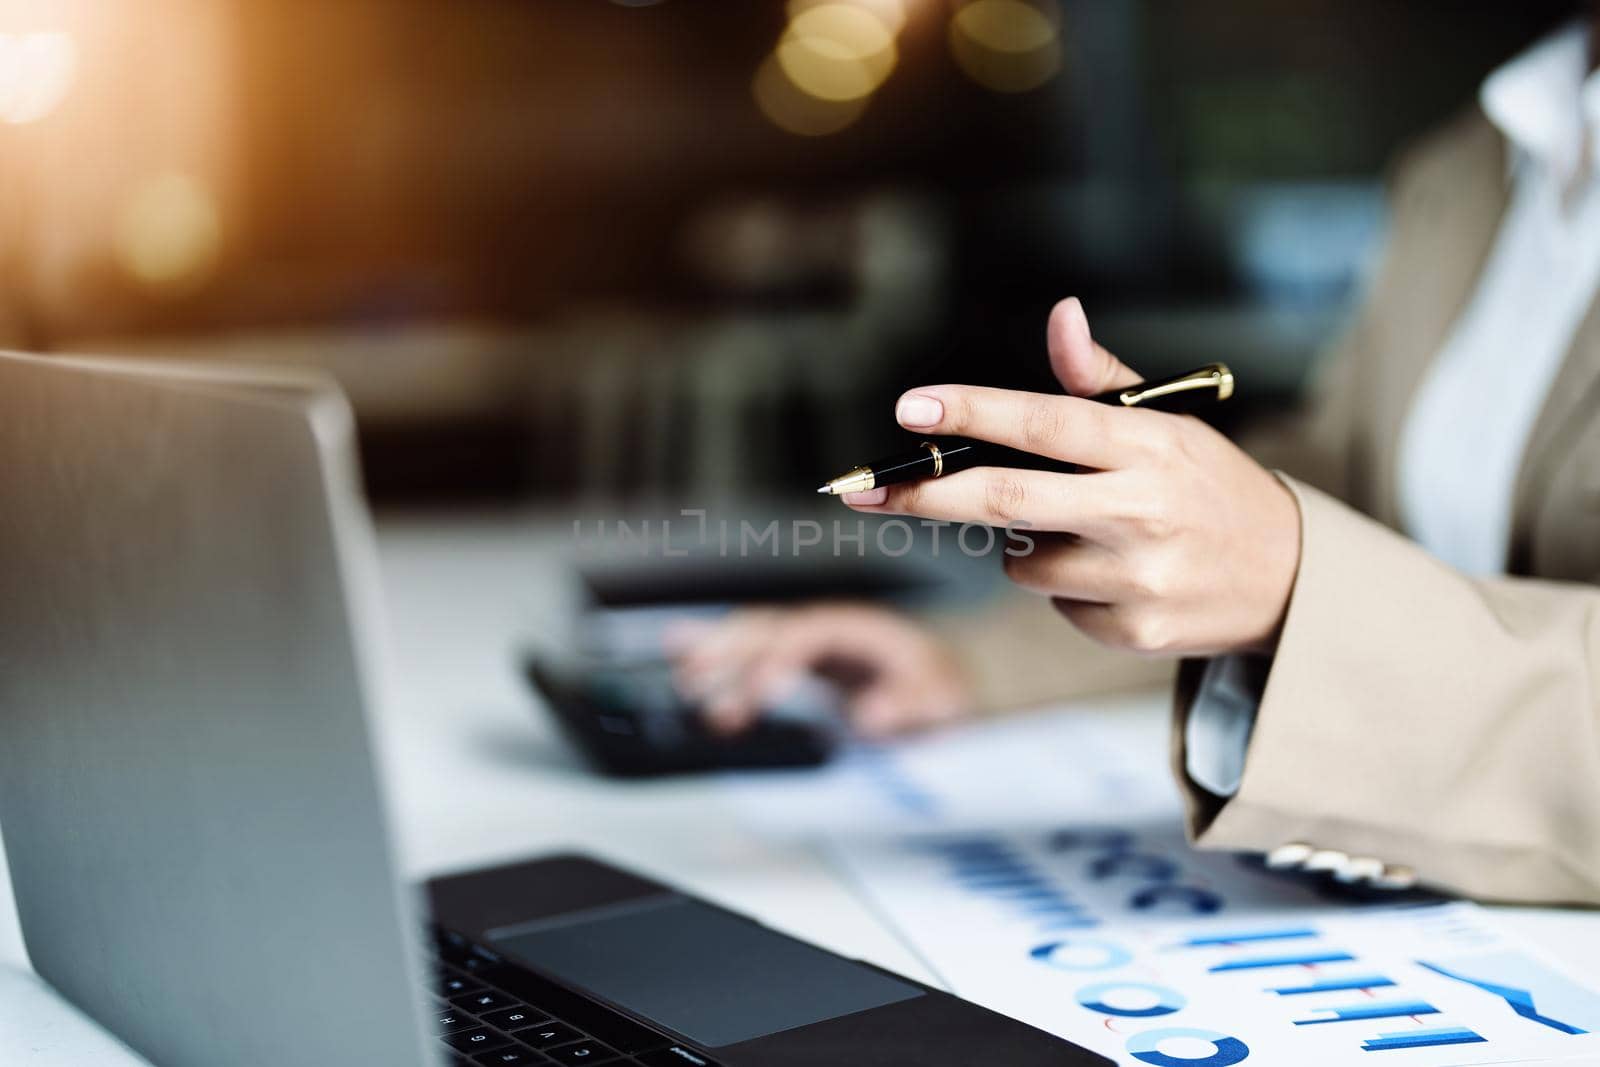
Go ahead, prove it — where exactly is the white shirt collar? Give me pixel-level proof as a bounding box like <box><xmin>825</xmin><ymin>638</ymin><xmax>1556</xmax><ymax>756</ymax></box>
<box><xmin>1480</xmin><ymin>20</ymin><xmax>1600</xmax><ymax>182</ymax></box>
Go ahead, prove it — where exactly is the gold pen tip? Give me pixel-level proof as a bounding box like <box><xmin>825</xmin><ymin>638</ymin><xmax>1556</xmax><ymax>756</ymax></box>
<box><xmin>816</xmin><ymin>466</ymin><xmax>875</xmax><ymax>497</ymax></box>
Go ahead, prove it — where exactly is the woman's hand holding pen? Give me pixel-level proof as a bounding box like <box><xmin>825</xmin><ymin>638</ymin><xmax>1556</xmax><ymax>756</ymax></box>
<box><xmin>842</xmin><ymin>297</ymin><xmax>1303</xmax><ymax>658</ymax></box>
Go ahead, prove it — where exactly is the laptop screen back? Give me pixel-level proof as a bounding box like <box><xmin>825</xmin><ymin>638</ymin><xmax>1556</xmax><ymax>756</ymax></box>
<box><xmin>0</xmin><ymin>354</ymin><xmax>429</xmax><ymax>1067</ymax></box>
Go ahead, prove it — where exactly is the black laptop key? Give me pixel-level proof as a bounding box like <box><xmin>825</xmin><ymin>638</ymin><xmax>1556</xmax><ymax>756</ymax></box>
<box><xmin>482</xmin><ymin>1006</ymin><xmax>547</xmax><ymax>1032</ymax></box>
<box><xmin>490</xmin><ymin>968</ymin><xmax>666</xmax><ymax>1054</ymax></box>
<box><xmin>472</xmin><ymin>1049</ymin><xmax>546</xmax><ymax>1065</ymax></box>
<box><xmin>520</xmin><ymin>1022</ymin><xmax>581</xmax><ymax>1049</ymax></box>
<box><xmin>453</xmin><ymin>990</ymin><xmax>517</xmax><ymax>1014</ymax></box>
<box><xmin>444</xmin><ymin>1028</ymin><xmax>515</xmax><ymax>1055</ymax></box>
<box><xmin>547</xmin><ymin>1040</ymin><xmax>619</xmax><ymax>1064</ymax></box>
<box><xmin>638</xmin><ymin>1048</ymin><xmax>719</xmax><ymax>1067</ymax></box>
<box><xmin>436</xmin><ymin>1009</ymin><xmax>479</xmax><ymax>1034</ymax></box>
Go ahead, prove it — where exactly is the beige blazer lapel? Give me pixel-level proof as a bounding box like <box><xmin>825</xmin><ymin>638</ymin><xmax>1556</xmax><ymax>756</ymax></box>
<box><xmin>1509</xmin><ymin>298</ymin><xmax>1600</xmax><ymax>573</ymax></box>
<box><xmin>1362</xmin><ymin>112</ymin><xmax>1509</xmax><ymax>528</ymax></box>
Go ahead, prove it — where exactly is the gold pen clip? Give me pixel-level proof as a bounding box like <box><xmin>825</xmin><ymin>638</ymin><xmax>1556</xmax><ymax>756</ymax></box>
<box><xmin>1116</xmin><ymin>363</ymin><xmax>1235</xmax><ymax>407</ymax></box>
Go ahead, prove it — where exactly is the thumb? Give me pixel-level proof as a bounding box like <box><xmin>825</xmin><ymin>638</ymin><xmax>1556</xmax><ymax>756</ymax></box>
<box><xmin>1047</xmin><ymin>297</ymin><xmax>1142</xmax><ymax>397</ymax></box>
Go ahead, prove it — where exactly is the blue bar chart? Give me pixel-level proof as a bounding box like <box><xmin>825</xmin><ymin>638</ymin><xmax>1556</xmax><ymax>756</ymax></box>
<box><xmin>832</xmin><ymin>820</ymin><xmax>1600</xmax><ymax>1067</ymax></box>
<box><xmin>1360</xmin><ymin>1026</ymin><xmax>1486</xmax><ymax>1052</ymax></box>
<box><xmin>1179</xmin><ymin>927</ymin><xmax>1319</xmax><ymax>948</ymax></box>
<box><xmin>1208</xmin><ymin>950</ymin><xmax>1356</xmax><ymax>973</ymax></box>
<box><xmin>1294</xmin><ymin>1000</ymin><xmax>1439</xmax><ymax>1025</ymax></box>
<box><xmin>1269</xmin><ymin>975</ymin><xmax>1397</xmax><ymax>996</ymax></box>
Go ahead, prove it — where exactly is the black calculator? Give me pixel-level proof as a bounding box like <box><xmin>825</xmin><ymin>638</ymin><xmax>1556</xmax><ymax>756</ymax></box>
<box><xmin>524</xmin><ymin>656</ymin><xmax>840</xmax><ymax>777</ymax></box>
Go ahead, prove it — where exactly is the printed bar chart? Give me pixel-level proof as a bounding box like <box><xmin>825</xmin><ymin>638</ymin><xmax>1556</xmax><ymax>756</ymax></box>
<box><xmin>825</xmin><ymin>801</ymin><xmax>1600</xmax><ymax>1067</ymax></box>
<box><xmin>1208</xmin><ymin>950</ymin><xmax>1356</xmax><ymax>973</ymax></box>
<box><xmin>1295</xmin><ymin>1000</ymin><xmax>1439</xmax><ymax>1025</ymax></box>
<box><xmin>1360</xmin><ymin>1026</ymin><xmax>1487</xmax><ymax>1051</ymax></box>
<box><xmin>1179</xmin><ymin>927</ymin><xmax>1320</xmax><ymax>948</ymax></box>
<box><xmin>1270</xmin><ymin>975</ymin><xmax>1398</xmax><ymax>996</ymax></box>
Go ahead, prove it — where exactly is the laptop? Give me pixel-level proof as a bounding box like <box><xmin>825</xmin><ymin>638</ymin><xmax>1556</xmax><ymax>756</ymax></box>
<box><xmin>0</xmin><ymin>351</ymin><xmax>1107</xmax><ymax>1067</ymax></box>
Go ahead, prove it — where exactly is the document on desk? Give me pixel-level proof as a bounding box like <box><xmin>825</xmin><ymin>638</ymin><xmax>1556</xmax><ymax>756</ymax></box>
<box><xmin>720</xmin><ymin>701</ymin><xmax>1600</xmax><ymax>1065</ymax></box>
<box><xmin>831</xmin><ymin>828</ymin><xmax>1600</xmax><ymax>1066</ymax></box>
<box><xmin>718</xmin><ymin>693</ymin><xmax>1178</xmax><ymax>838</ymax></box>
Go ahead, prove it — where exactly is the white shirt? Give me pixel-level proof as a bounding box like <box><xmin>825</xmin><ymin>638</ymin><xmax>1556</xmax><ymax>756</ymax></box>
<box><xmin>1188</xmin><ymin>23</ymin><xmax>1600</xmax><ymax>796</ymax></box>
<box><xmin>1398</xmin><ymin>22</ymin><xmax>1600</xmax><ymax>577</ymax></box>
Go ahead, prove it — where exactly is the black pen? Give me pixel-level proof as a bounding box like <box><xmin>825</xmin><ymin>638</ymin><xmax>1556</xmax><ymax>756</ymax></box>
<box><xmin>816</xmin><ymin>363</ymin><xmax>1234</xmax><ymax>495</ymax></box>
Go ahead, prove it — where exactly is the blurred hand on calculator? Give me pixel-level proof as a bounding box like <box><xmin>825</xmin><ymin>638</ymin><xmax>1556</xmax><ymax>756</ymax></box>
<box><xmin>667</xmin><ymin>603</ymin><xmax>970</xmax><ymax>740</ymax></box>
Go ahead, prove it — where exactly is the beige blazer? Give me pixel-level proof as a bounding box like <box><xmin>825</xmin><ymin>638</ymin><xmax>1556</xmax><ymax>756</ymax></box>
<box><xmin>1171</xmin><ymin>108</ymin><xmax>1600</xmax><ymax>906</ymax></box>
<box><xmin>950</xmin><ymin>107</ymin><xmax>1600</xmax><ymax>906</ymax></box>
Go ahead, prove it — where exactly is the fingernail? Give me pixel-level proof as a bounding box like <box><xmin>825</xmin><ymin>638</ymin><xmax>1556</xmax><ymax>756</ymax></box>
<box><xmin>1062</xmin><ymin>296</ymin><xmax>1089</xmax><ymax>336</ymax></box>
<box><xmin>895</xmin><ymin>393</ymin><xmax>943</xmax><ymax>428</ymax></box>
<box><xmin>843</xmin><ymin>488</ymin><xmax>888</xmax><ymax>506</ymax></box>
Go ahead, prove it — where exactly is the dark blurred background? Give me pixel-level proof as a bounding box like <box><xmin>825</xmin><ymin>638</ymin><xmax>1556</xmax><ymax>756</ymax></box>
<box><xmin>0</xmin><ymin>0</ymin><xmax>1580</xmax><ymax>505</ymax></box>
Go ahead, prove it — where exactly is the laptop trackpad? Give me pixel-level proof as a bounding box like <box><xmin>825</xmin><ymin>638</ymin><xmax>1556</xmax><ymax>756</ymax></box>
<box><xmin>486</xmin><ymin>895</ymin><xmax>923</xmax><ymax>1048</ymax></box>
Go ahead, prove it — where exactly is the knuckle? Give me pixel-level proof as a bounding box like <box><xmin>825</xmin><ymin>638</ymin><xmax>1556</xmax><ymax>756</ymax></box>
<box><xmin>1120</xmin><ymin>483</ymin><xmax>1179</xmax><ymax>539</ymax></box>
<box><xmin>1118</xmin><ymin>609</ymin><xmax>1175</xmax><ymax>656</ymax></box>
<box><xmin>1144</xmin><ymin>420</ymin><xmax>1182</xmax><ymax>462</ymax></box>
<box><xmin>948</xmin><ymin>391</ymin><xmax>980</xmax><ymax>434</ymax></box>
<box><xmin>1175</xmin><ymin>419</ymin><xmax>1203</xmax><ymax>461</ymax></box>
<box><xmin>1128</xmin><ymin>556</ymin><xmax>1173</xmax><ymax>600</ymax></box>
<box><xmin>1020</xmin><ymin>398</ymin><xmax>1068</xmax><ymax>454</ymax></box>
<box><xmin>983</xmin><ymin>473</ymin><xmax>1029</xmax><ymax>525</ymax></box>
<box><xmin>888</xmin><ymin>482</ymin><xmax>922</xmax><ymax>513</ymax></box>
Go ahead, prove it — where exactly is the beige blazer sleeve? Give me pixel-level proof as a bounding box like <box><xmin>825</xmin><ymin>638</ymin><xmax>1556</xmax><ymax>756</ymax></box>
<box><xmin>1175</xmin><ymin>477</ymin><xmax>1600</xmax><ymax>905</ymax></box>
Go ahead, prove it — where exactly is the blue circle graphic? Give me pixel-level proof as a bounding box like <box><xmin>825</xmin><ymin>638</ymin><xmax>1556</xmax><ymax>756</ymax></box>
<box><xmin>1129</xmin><ymin>884</ymin><xmax>1225</xmax><ymax>914</ymax></box>
<box><xmin>1127</xmin><ymin>1027</ymin><xmax>1250</xmax><ymax>1066</ymax></box>
<box><xmin>1029</xmin><ymin>938</ymin><xmax>1132</xmax><ymax>971</ymax></box>
<box><xmin>1089</xmin><ymin>851</ymin><xmax>1180</xmax><ymax>882</ymax></box>
<box><xmin>1076</xmin><ymin>981</ymin><xmax>1186</xmax><ymax>1018</ymax></box>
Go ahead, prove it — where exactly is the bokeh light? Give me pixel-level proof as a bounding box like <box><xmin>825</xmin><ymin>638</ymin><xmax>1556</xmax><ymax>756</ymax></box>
<box><xmin>752</xmin><ymin>53</ymin><xmax>869</xmax><ymax>137</ymax></box>
<box><xmin>115</xmin><ymin>172</ymin><xmax>223</xmax><ymax>288</ymax></box>
<box><xmin>755</xmin><ymin>0</ymin><xmax>909</xmax><ymax>137</ymax></box>
<box><xmin>0</xmin><ymin>30</ymin><xmax>77</xmax><ymax>125</ymax></box>
<box><xmin>949</xmin><ymin>0</ymin><xmax>1062</xmax><ymax>94</ymax></box>
<box><xmin>777</xmin><ymin>4</ymin><xmax>897</xmax><ymax>102</ymax></box>
<box><xmin>786</xmin><ymin>0</ymin><xmax>907</xmax><ymax>37</ymax></box>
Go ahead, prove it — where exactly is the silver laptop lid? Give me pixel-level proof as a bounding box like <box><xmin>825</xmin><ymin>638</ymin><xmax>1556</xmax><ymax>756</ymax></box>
<box><xmin>0</xmin><ymin>352</ymin><xmax>431</xmax><ymax>1067</ymax></box>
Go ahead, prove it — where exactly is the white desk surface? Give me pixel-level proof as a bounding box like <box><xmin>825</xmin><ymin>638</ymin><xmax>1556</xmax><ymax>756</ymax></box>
<box><xmin>3</xmin><ymin>512</ymin><xmax>1598</xmax><ymax>1063</ymax></box>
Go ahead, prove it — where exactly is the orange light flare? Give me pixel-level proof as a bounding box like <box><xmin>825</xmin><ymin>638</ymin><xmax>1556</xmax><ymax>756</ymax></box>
<box><xmin>0</xmin><ymin>28</ymin><xmax>76</xmax><ymax>125</ymax></box>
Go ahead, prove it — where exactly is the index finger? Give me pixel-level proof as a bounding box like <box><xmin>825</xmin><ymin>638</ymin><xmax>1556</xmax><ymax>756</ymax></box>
<box><xmin>894</xmin><ymin>385</ymin><xmax>1148</xmax><ymax>469</ymax></box>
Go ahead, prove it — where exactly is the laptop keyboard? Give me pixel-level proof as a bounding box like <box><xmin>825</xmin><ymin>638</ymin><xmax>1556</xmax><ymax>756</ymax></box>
<box><xmin>429</xmin><ymin>926</ymin><xmax>720</xmax><ymax>1067</ymax></box>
